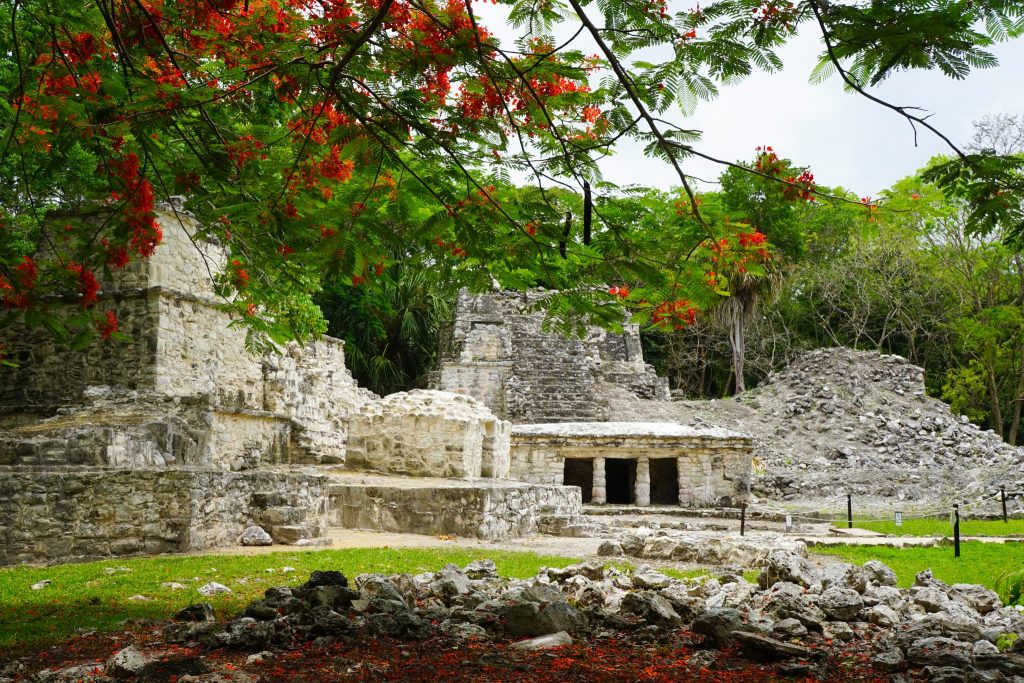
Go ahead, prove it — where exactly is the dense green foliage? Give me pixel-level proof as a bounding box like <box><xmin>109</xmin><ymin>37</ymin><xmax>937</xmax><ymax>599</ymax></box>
<box><xmin>1</xmin><ymin>1</ymin><xmax>1022</xmax><ymax>354</ymax></box>
<box><xmin>318</xmin><ymin>256</ymin><xmax>456</xmax><ymax>395</ymax></box>
<box><xmin>643</xmin><ymin>124</ymin><xmax>1024</xmax><ymax>446</ymax></box>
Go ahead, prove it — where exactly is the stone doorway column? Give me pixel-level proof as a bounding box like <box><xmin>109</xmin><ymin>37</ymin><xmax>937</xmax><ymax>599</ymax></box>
<box><xmin>635</xmin><ymin>456</ymin><xmax>650</xmax><ymax>507</ymax></box>
<box><xmin>677</xmin><ymin>456</ymin><xmax>688</xmax><ymax>507</ymax></box>
<box><xmin>592</xmin><ymin>456</ymin><xmax>606</xmax><ymax>504</ymax></box>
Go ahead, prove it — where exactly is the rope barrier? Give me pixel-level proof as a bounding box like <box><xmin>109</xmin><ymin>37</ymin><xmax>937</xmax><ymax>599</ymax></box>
<box><xmin>750</xmin><ymin>486</ymin><xmax>1022</xmax><ymax>528</ymax></box>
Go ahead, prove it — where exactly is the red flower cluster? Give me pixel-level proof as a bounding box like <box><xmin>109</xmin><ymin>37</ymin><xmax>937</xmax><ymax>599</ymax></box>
<box><xmin>231</xmin><ymin>259</ymin><xmax>250</xmax><ymax>288</ymax></box>
<box><xmin>0</xmin><ymin>256</ymin><xmax>37</xmax><ymax>309</ymax></box>
<box><xmin>652</xmin><ymin>299</ymin><xmax>698</xmax><ymax>330</ymax></box>
<box><xmin>67</xmin><ymin>263</ymin><xmax>100</xmax><ymax>308</ymax></box>
<box><xmin>783</xmin><ymin>169</ymin><xmax>816</xmax><ymax>201</ymax></box>
<box><xmin>737</xmin><ymin>231</ymin><xmax>767</xmax><ymax>248</ymax></box>
<box><xmin>860</xmin><ymin>196</ymin><xmax>879</xmax><ymax>222</ymax></box>
<box><xmin>432</xmin><ymin>237</ymin><xmax>467</xmax><ymax>258</ymax></box>
<box><xmin>97</xmin><ymin>310</ymin><xmax>118</xmax><ymax>339</ymax></box>
<box><xmin>752</xmin><ymin>1</ymin><xmax>797</xmax><ymax>30</ymax></box>
<box><xmin>226</xmin><ymin>135</ymin><xmax>267</xmax><ymax>168</ymax></box>
<box><xmin>111</xmin><ymin>152</ymin><xmax>163</xmax><ymax>258</ymax></box>
<box><xmin>608</xmin><ymin>285</ymin><xmax>630</xmax><ymax>298</ymax></box>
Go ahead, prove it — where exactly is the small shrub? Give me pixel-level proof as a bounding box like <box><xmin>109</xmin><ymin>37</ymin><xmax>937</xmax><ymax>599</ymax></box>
<box><xmin>997</xmin><ymin>567</ymin><xmax>1024</xmax><ymax>606</ymax></box>
<box><xmin>996</xmin><ymin>632</ymin><xmax>1019</xmax><ymax>652</ymax></box>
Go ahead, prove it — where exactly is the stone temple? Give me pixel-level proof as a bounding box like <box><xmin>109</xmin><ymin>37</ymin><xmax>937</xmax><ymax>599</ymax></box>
<box><xmin>0</xmin><ymin>207</ymin><xmax>752</xmax><ymax>565</ymax></box>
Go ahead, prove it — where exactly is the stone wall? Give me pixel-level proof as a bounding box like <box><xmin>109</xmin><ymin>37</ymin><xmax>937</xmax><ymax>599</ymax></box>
<box><xmin>509</xmin><ymin>422</ymin><xmax>753</xmax><ymax>507</ymax></box>
<box><xmin>0</xmin><ymin>466</ymin><xmax>329</xmax><ymax>565</ymax></box>
<box><xmin>433</xmin><ymin>290</ymin><xmax>669</xmax><ymax>423</ymax></box>
<box><xmin>0</xmin><ymin>207</ymin><xmax>377</xmax><ymax>469</ymax></box>
<box><xmin>152</xmin><ymin>293</ymin><xmax>266</xmax><ymax>410</ymax></box>
<box><xmin>345</xmin><ymin>390</ymin><xmax>510</xmax><ymax>478</ymax></box>
<box><xmin>0</xmin><ymin>295</ymin><xmax>159</xmax><ymax>409</ymax></box>
<box><xmin>327</xmin><ymin>474</ymin><xmax>583</xmax><ymax>540</ymax></box>
<box><xmin>263</xmin><ymin>338</ymin><xmax>376</xmax><ymax>464</ymax></box>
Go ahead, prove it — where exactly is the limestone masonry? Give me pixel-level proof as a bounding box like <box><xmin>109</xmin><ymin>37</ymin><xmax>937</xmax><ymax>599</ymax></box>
<box><xmin>432</xmin><ymin>289</ymin><xmax>670</xmax><ymax>422</ymax></box>
<box><xmin>0</xmin><ymin>207</ymin><xmax>755</xmax><ymax>566</ymax></box>
<box><xmin>509</xmin><ymin>422</ymin><xmax>752</xmax><ymax>508</ymax></box>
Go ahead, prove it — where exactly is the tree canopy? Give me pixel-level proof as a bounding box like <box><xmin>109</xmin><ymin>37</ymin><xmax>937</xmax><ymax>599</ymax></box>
<box><xmin>1</xmin><ymin>0</ymin><xmax>1023</xmax><ymax>351</ymax></box>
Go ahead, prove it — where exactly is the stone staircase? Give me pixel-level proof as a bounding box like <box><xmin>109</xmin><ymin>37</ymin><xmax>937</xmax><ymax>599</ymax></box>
<box><xmin>249</xmin><ymin>490</ymin><xmax>325</xmax><ymax>544</ymax></box>
<box><xmin>507</xmin><ymin>329</ymin><xmax>602</xmax><ymax>423</ymax></box>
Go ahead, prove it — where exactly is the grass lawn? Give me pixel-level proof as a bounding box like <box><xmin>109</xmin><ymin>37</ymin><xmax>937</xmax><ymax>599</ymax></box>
<box><xmin>813</xmin><ymin>541</ymin><xmax>1024</xmax><ymax>592</ymax></box>
<box><xmin>0</xmin><ymin>546</ymin><xmax>705</xmax><ymax>650</ymax></box>
<box><xmin>837</xmin><ymin>518</ymin><xmax>1024</xmax><ymax>537</ymax></box>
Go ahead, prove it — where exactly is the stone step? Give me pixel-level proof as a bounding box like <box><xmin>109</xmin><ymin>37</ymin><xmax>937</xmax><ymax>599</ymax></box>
<box><xmin>254</xmin><ymin>505</ymin><xmax>308</xmax><ymax>526</ymax></box>
<box><xmin>270</xmin><ymin>524</ymin><xmax>314</xmax><ymax>544</ymax></box>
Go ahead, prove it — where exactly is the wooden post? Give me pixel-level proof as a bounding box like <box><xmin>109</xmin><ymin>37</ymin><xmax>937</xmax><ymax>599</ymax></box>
<box><xmin>1002</xmin><ymin>486</ymin><xmax>1008</xmax><ymax>523</ymax></box>
<box><xmin>740</xmin><ymin>503</ymin><xmax>747</xmax><ymax>537</ymax></box>
<box><xmin>847</xmin><ymin>494</ymin><xmax>853</xmax><ymax>529</ymax></box>
<box><xmin>954</xmin><ymin>504</ymin><xmax>961</xmax><ymax>558</ymax></box>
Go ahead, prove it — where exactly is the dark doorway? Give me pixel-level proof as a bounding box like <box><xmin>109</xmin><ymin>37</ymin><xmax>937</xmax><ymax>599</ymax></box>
<box><xmin>563</xmin><ymin>458</ymin><xmax>594</xmax><ymax>503</ymax></box>
<box><xmin>650</xmin><ymin>458</ymin><xmax>679</xmax><ymax>505</ymax></box>
<box><xmin>605</xmin><ymin>459</ymin><xmax>636</xmax><ymax>504</ymax></box>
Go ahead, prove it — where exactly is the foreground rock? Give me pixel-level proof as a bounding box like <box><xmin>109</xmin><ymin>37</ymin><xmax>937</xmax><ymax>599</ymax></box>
<box><xmin>20</xmin><ymin>552</ymin><xmax>1024</xmax><ymax>682</ymax></box>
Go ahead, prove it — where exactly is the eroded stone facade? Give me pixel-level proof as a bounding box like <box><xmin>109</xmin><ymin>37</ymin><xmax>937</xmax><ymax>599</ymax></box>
<box><xmin>0</xmin><ymin>466</ymin><xmax>328</xmax><ymax>565</ymax></box>
<box><xmin>0</xmin><ymin>209</ymin><xmax>590</xmax><ymax>564</ymax></box>
<box><xmin>0</xmin><ymin>209</ymin><xmax>376</xmax><ymax>466</ymax></box>
<box><xmin>510</xmin><ymin>422</ymin><xmax>753</xmax><ymax>508</ymax></box>
<box><xmin>346</xmin><ymin>390</ymin><xmax>511</xmax><ymax>479</ymax></box>
<box><xmin>326</xmin><ymin>473</ymin><xmax>582</xmax><ymax>540</ymax></box>
<box><xmin>433</xmin><ymin>290</ymin><xmax>669</xmax><ymax>422</ymax></box>
<box><xmin>0</xmin><ymin>208</ymin><xmax>375</xmax><ymax>563</ymax></box>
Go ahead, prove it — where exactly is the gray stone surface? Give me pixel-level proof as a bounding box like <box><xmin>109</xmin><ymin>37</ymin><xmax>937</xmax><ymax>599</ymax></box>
<box><xmin>432</xmin><ymin>289</ymin><xmax>669</xmax><ymax>423</ymax></box>
<box><xmin>599</xmin><ymin>347</ymin><xmax>1024</xmax><ymax>509</ymax></box>
<box><xmin>510</xmin><ymin>631</ymin><xmax>573</xmax><ymax>650</ymax></box>
<box><xmin>239</xmin><ymin>525</ymin><xmax>273</xmax><ymax>547</ymax></box>
<box><xmin>327</xmin><ymin>473</ymin><xmax>585</xmax><ymax>540</ymax></box>
<box><xmin>346</xmin><ymin>390</ymin><xmax>509</xmax><ymax>479</ymax></box>
<box><xmin>0</xmin><ymin>467</ymin><xmax>329</xmax><ymax>565</ymax></box>
<box><xmin>509</xmin><ymin>422</ymin><xmax>753</xmax><ymax>508</ymax></box>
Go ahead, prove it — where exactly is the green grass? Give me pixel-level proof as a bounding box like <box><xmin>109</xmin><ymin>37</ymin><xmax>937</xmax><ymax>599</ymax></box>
<box><xmin>813</xmin><ymin>541</ymin><xmax>1024</xmax><ymax>592</ymax></box>
<box><xmin>838</xmin><ymin>518</ymin><xmax>1024</xmax><ymax>537</ymax></box>
<box><xmin>0</xmin><ymin>547</ymin><xmax>584</xmax><ymax>650</ymax></box>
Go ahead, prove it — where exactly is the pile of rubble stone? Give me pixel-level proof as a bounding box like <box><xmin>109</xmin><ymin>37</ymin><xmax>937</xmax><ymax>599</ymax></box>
<box><xmin>23</xmin><ymin>557</ymin><xmax>1024</xmax><ymax>682</ymax></box>
<box><xmin>606</xmin><ymin>347</ymin><xmax>1024</xmax><ymax>511</ymax></box>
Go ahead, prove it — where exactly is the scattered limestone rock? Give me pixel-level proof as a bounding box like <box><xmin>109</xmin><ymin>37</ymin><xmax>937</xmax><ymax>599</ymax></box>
<box><xmin>511</xmin><ymin>631</ymin><xmax>573</xmax><ymax>651</ymax></box>
<box><xmin>757</xmin><ymin>549</ymin><xmax>820</xmax><ymax>589</ymax></box>
<box><xmin>198</xmin><ymin>582</ymin><xmax>232</xmax><ymax>596</ymax></box>
<box><xmin>732</xmin><ymin>631</ymin><xmax>812</xmax><ymax>661</ymax></box>
<box><xmin>106</xmin><ymin>646</ymin><xmax>152</xmax><ymax>678</ymax></box>
<box><xmin>906</xmin><ymin>636</ymin><xmax>973</xmax><ymax>668</ymax></box>
<box><xmin>596</xmin><ymin>541</ymin><xmax>624</xmax><ymax>557</ymax></box>
<box><xmin>239</xmin><ymin>525</ymin><xmax>273</xmax><ymax>547</ymax></box>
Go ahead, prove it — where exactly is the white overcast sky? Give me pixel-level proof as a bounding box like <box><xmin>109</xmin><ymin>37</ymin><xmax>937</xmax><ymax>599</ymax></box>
<box><xmin>474</xmin><ymin>6</ymin><xmax>1024</xmax><ymax>197</ymax></box>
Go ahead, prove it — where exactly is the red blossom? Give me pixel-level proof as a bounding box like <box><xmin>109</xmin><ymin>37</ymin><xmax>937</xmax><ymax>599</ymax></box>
<box><xmin>97</xmin><ymin>310</ymin><xmax>118</xmax><ymax>338</ymax></box>
<box><xmin>68</xmin><ymin>263</ymin><xmax>100</xmax><ymax>308</ymax></box>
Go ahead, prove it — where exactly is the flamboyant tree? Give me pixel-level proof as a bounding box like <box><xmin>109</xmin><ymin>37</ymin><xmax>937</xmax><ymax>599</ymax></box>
<box><xmin>1</xmin><ymin>0</ymin><xmax>1022</xmax><ymax>352</ymax></box>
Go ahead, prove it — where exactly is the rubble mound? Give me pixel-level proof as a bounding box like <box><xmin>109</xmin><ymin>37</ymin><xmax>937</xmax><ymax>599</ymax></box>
<box><xmin>746</xmin><ymin>348</ymin><xmax>1022</xmax><ymax>508</ymax></box>
<box><xmin>602</xmin><ymin>347</ymin><xmax>1024</xmax><ymax>511</ymax></box>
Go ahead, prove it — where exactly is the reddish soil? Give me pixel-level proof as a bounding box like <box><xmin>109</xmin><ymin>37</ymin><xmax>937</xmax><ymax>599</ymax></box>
<box><xmin>4</xmin><ymin>623</ymin><xmax>902</xmax><ymax>682</ymax></box>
